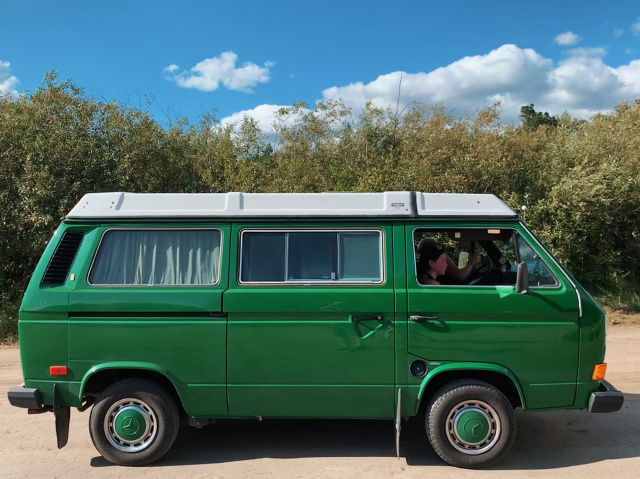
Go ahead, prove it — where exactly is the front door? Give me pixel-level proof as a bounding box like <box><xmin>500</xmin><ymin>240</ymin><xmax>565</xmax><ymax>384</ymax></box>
<box><xmin>406</xmin><ymin>223</ymin><xmax>580</xmax><ymax>409</ymax></box>
<box><xmin>225</xmin><ymin>223</ymin><xmax>396</xmax><ymax>418</ymax></box>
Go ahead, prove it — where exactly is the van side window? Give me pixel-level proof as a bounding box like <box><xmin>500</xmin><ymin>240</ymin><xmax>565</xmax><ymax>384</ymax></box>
<box><xmin>89</xmin><ymin>229</ymin><xmax>221</xmax><ymax>285</ymax></box>
<box><xmin>413</xmin><ymin>228</ymin><xmax>556</xmax><ymax>287</ymax></box>
<box><xmin>240</xmin><ymin>230</ymin><xmax>383</xmax><ymax>283</ymax></box>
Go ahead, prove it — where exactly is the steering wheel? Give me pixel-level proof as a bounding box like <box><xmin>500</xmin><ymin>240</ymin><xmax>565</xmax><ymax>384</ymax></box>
<box><xmin>466</xmin><ymin>260</ymin><xmax>494</xmax><ymax>285</ymax></box>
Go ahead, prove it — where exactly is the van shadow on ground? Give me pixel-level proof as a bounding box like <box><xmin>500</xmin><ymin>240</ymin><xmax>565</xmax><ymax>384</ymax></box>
<box><xmin>90</xmin><ymin>393</ymin><xmax>639</xmax><ymax>470</ymax></box>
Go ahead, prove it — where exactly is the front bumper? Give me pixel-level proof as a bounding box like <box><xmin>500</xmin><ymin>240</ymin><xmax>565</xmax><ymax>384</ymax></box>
<box><xmin>7</xmin><ymin>385</ymin><xmax>43</xmax><ymax>409</ymax></box>
<box><xmin>588</xmin><ymin>380</ymin><xmax>624</xmax><ymax>413</ymax></box>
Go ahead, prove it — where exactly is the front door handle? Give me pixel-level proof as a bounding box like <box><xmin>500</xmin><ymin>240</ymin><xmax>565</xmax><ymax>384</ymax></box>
<box><xmin>410</xmin><ymin>315</ymin><xmax>439</xmax><ymax>322</ymax></box>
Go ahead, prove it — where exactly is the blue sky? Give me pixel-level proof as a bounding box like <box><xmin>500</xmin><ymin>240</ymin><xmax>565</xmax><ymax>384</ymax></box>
<box><xmin>2</xmin><ymin>1</ymin><xmax>640</xmax><ymax>133</ymax></box>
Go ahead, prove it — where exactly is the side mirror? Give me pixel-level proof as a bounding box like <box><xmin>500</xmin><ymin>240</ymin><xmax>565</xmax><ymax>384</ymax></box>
<box><xmin>516</xmin><ymin>262</ymin><xmax>530</xmax><ymax>294</ymax></box>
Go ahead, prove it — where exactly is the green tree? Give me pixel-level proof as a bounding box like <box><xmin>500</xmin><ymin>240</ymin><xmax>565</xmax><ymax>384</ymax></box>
<box><xmin>519</xmin><ymin>104</ymin><xmax>559</xmax><ymax>130</ymax></box>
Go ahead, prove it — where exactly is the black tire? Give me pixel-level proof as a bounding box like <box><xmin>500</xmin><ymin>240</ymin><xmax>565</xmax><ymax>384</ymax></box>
<box><xmin>426</xmin><ymin>379</ymin><xmax>516</xmax><ymax>469</ymax></box>
<box><xmin>89</xmin><ymin>378</ymin><xmax>179</xmax><ymax>466</ymax></box>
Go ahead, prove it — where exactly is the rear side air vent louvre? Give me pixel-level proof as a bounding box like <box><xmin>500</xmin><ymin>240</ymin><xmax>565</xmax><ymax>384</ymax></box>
<box><xmin>41</xmin><ymin>232</ymin><xmax>84</xmax><ymax>285</ymax></box>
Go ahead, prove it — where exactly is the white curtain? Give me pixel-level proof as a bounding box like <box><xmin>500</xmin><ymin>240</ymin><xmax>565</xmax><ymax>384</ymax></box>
<box><xmin>90</xmin><ymin>230</ymin><xmax>221</xmax><ymax>285</ymax></box>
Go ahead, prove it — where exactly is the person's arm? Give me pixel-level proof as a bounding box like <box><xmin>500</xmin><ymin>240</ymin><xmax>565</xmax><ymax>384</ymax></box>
<box><xmin>446</xmin><ymin>251</ymin><xmax>482</xmax><ymax>282</ymax></box>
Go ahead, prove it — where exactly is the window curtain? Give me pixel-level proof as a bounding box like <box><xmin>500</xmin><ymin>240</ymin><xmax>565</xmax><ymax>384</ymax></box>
<box><xmin>90</xmin><ymin>230</ymin><xmax>221</xmax><ymax>285</ymax></box>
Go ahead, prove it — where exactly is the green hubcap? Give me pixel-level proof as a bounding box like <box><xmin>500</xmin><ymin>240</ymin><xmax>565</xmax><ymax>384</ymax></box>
<box><xmin>455</xmin><ymin>408</ymin><xmax>490</xmax><ymax>444</ymax></box>
<box><xmin>114</xmin><ymin>406</ymin><xmax>147</xmax><ymax>442</ymax></box>
<box><xmin>105</xmin><ymin>399</ymin><xmax>158</xmax><ymax>453</ymax></box>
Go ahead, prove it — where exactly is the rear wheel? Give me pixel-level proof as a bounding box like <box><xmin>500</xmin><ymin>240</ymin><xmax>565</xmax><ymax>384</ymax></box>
<box><xmin>426</xmin><ymin>379</ymin><xmax>516</xmax><ymax>468</ymax></box>
<box><xmin>89</xmin><ymin>378</ymin><xmax>179</xmax><ymax>466</ymax></box>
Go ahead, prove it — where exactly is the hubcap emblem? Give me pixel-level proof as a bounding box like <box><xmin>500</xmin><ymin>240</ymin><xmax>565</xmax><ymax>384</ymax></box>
<box><xmin>463</xmin><ymin>418</ymin><xmax>485</xmax><ymax>438</ymax></box>
<box><xmin>121</xmin><ymin>416</ymin><xmax>141</xmax><ymax>437</ymax></box>
<box><xmin>454</xmin><ymin>407</ymin><xmax>492</xmax><ymax>445</ymax></box>
<box><xmin>113</xmin><ymin>405</ymin><xmax>148</xmax><ymax>442</ymax></box>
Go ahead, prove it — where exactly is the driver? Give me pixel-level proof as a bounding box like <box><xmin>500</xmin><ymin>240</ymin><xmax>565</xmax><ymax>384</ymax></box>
<box><xmin>417</xmin><ymin>238</ymin><xmax>482</xmax><ymax>285</ymax></box>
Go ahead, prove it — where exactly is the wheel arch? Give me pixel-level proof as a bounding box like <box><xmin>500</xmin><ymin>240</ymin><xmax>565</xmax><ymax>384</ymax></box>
<box><xmin>80</xmin><ymin>363</ymin><xmax>186</xmax><ymax>416</ymax></box>
<box><xmin>417</xmin><ymin>363</ymin><xmax>525</xmax><ymax>413</ymax></box>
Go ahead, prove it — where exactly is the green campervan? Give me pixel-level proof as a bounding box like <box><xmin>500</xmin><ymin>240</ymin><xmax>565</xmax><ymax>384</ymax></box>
<box><xmin>8</xmin><ymin>191</ymin><xmax>623</xmax><ymax>468</ymax></box>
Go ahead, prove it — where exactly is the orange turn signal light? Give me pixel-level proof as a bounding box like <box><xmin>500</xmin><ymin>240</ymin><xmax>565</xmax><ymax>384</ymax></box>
<box><xmin>49</xmin><ymin>366</ymin><xmax>68</xmax><ymax>376</ymax></box>
<box><xmin>592</xmin><ymin>363</ymin><xmax>607</xmax><ymax>381</ymax></box>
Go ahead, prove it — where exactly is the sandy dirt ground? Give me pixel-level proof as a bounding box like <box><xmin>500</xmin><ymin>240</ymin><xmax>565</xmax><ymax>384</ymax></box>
<box><xmin>1</xmin><ymin>324</ymin><xmax>638</xmax><ymax>479</ymax></box>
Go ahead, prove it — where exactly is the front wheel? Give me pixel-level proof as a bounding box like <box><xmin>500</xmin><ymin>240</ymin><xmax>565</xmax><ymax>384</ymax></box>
<box><xmin>426</xmin><ymin>379</ymin><xmax>516</xmax><ymax>468</ymax></box>
<box><xmin>89</xmin><ymin>378</ymin><xmax>179</xmax><ymax>466</ymax></box>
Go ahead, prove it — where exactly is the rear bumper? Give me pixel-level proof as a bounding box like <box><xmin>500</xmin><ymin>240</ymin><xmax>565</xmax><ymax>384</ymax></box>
<box><xmin>8</xmin><ymin>384</ymin><xmax>70</xmax><ymax>449</ymax></box>
<box><xmin>588</xmin><ymin>380</ymin><xmax>624</xmax><ymax>413</ymax></box>
<box><xmin>7</xmin><ymin>385</ymin><xmax>43</xmax><ymax>409</ymax></box>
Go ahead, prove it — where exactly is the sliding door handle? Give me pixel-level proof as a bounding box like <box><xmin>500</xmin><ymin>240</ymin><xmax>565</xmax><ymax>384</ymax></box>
<box><xmin>410</xmin><ymin>315</ymin><xmax>439</xmax><ymax>322</ymax></box>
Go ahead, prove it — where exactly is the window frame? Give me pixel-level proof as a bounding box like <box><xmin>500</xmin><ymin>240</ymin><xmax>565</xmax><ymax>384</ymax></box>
<box><xmin>238</xmin><ymin>228</ymin><xmax>386</xmax><ymax>286</ymax></box>
<box><xmin>411</xmin><ymin>226</ymin><xmax>560</xmax><ymax>289</ymax></box>
<box><xmin>513</xmin><ymin>232</ymin><xmax>559</xmax><ymax>288</ymax></box>
<box><xmin>87</xmin><ymin>227</ymin><xmax>224</xmax><ymax>287</ymax></box>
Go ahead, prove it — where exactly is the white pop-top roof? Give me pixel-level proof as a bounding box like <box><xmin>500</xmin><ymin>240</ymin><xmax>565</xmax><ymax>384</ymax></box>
<box><xmin>66</xmin><ymin>191</ymin><xmax>517</xmax><ymax>219</ymax></box>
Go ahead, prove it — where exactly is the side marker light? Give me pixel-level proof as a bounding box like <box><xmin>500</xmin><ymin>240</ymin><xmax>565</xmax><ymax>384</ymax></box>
<box><xmin>592</xmin><ymin>363</ymin><xmax>607</xmax><ymax>381</ymax></box>
<box><xmin>50</xmin><ymin>366</ymin><xmax>68</xmax><ymax>376</ymax></box>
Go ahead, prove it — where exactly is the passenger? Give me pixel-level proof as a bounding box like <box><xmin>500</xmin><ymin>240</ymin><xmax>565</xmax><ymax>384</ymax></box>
<box><xmin>417</xmin><ymin>238</ymin><xmax>482</xmax><ymax>284</ymax></box>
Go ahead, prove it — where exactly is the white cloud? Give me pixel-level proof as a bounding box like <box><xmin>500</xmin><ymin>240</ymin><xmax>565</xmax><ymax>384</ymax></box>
<box><xmin>0</xmin><ymin>60</ymin><xmax>19</xmax><ymax>96</ymax></box>
<box><xmin>164</xmin><ymin>52</ymin><xmax>274</xmax><ymax>93</ymax></box>
<box><xmin>220</xmin><ymin>104</ymin><xmax>290</xmax><ymax>133</ymax></box>
<box><xmin>633</xmin><ymin>17</ymin><xmax>640</xmax><ymax>36</ymax></box>
<box><xmin>321</xmin><ymin>45</ymin><xmax>554</xmax><ymax>121</ymax></box>
<box><xmin>615</xmin><ymin>59</ymin><xmax>640</xmax><ymax>95</ymax></box>
<box><xmin>554</xmin><ymin>31</ymin><xmax>581</xmax><ymax>46</ymax></box>
<box><xmin>545</xmin><ymin>56</ymin><xmax>621</xmax><ymax>110</ymax></box>
<box><xmin>614</xmin><ymin>28</ymin><xmax>623</xmax><ymax>37</ymax></box>
<box><xmin>322</xmin><ymin>44</ymin><xmax>640</xmax><ymax>122</ymax></box>
<box><xmin>566</xmin><ymin>47</ymin><xmax>607</xmax><ymax>58</ymax></box>
<box><xmin>221</xmin><ymin>43</ymin><xmax>640</xmax><ymax>132</ymax></box>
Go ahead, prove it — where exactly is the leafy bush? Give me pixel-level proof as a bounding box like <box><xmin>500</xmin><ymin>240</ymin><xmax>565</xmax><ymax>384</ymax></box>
<box><xmin>1</xmin><ymin>74</ymin><xmax>639</xmax><ymax>339</ymax></box>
